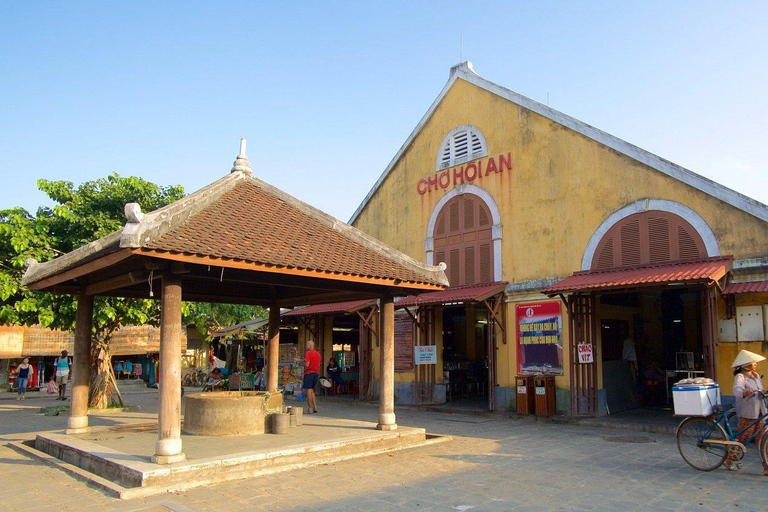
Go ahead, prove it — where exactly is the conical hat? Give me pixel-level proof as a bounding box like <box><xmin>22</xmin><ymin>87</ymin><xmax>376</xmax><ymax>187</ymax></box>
<box><xmin>731</xmin><ymin>349</ymin><xmax>766</xmax><ymax>368</ymax></box>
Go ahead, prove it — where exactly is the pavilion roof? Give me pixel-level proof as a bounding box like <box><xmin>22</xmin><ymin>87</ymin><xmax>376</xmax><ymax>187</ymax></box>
<box><xmin>22</xmin><ymin>148</ymin><xmax>448</xmax><ymax>307</ymax></box>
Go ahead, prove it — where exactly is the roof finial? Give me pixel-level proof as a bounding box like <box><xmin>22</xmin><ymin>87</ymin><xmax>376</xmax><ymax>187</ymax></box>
<box><xmin>231</xmin><ymin>137</ymin><xmax>252</xmax><ymax>174</ymax></box>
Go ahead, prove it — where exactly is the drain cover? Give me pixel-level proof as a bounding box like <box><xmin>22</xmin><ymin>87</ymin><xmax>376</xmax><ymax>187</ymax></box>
<box><xmin>603</xmin><ymin>434</ymin><xmax>655</xmax><ymax>443</ymax></box>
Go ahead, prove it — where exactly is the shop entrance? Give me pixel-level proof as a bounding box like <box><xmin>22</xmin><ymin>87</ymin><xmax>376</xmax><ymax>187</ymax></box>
<box><xmin>599</xmin><ymin>286</ymin><xmax>705</xmax><ymax>415</ymax></box>
<box><xmin>442</xmin><ymin>305</ymin><xmax>491</xmax><ymax>409</ymax></box>
<box><xmin>330</xmin><ymin>315</ymin><xmax>360</xmax><ymax>397</ymax></box>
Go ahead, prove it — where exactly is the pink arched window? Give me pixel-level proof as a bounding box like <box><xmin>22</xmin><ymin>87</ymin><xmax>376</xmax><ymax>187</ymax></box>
<box><xmin>591</xmin><ymin>211</ymin><xmax>707</xmax><ymax>270</ymax></box>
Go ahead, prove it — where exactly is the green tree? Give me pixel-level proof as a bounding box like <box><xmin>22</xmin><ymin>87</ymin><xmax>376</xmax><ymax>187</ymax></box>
<box><xmin>185</xmin><ymin>302</ymin><xmax>268</xmax><ymax>372</ymax></box>
<box><xmin>0</xmin><ymin>174</ymin><xmax>186</xmax><ymax>407</ymax></box>
<box><xmin>3</xmin><ymin>174</ymin><xmax>269</xmax><ymax>406</ymax></box>
<box><xmin>0</xmin><ymin>207</ymin><xmax>58</xmax><ymax>326</ymax></box>
<box><xmin>185</xmin><ymin>303</ymin><xmax>268</xmax><ymax>338</ymax></box>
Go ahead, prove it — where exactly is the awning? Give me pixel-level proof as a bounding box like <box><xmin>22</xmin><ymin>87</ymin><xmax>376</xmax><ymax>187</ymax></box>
<box><xmin>282</xmin><ymin>299</ymin><xmax>378</xmax><ymax>318</ymax></box>
<box><xmin>542</xmin><ymin>256</ymin><xmax>733</xmax><ymax>296</ymax></box>
<box><xmin>396</xmin><ymin>281</ymin><xmax>508</xmax><ymax>308</ymax></box>
<box><xmin>724</xmin><ymin>280</ymin><xmax>768</xmax><ymax>294</ymax></box>
<box><xmin>212</xmin><ymin>317</ymin><xmax>269</xmax><ymax>337</ymax></box>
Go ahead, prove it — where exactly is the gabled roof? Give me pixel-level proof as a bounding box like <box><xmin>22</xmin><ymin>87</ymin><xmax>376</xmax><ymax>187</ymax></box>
<box><xmin>349</xmin><ymin>62</ymin><xmax>768</xmax><ymax>225</ymax></box>
<box><xmin>22</xmin><ymin>149</ymin><xmax>448</xmax><ymax>306</ymax></box>
<box><xmin>542</xmin><ymin>256</ymin><xmax>733</xmax><ymax>295</ymax></box>
<box><xmin>396</xmin><ymin>281</ymin><xmax>508</xmax><ymax>308</ymax></box>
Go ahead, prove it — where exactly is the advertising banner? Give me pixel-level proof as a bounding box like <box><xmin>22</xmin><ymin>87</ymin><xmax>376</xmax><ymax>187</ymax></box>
<box><xmin>516</xmin><ymin>302</ymin><xmax>563</xmax><ymax>375</ymax></box>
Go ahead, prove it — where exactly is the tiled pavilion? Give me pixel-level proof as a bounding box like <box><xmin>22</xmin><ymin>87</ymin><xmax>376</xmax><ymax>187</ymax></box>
<box><xmin>22</xmin><ymin>140</ymin><xmax>448</xmax><ymax>464</ymax></box>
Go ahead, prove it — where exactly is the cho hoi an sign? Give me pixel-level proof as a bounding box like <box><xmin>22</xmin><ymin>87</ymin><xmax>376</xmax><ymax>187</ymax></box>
<box><xmin>416</xmin><ymin>152</ymin><xmax>512</xmax><ymax>196</ymax></box>
<box><xmin>516</xmin><ymin>302</ymin><xmax>563</xmax><ymax>375</ymax></box>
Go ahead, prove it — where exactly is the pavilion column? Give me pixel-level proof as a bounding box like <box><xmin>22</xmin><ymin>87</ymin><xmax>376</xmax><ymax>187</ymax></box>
<box><xmin>66</xmin><ymin>290</ymin><xmax>93</xmax><ymax>434</ymax></box>
<box><xmin>267</xmin><ymin>302</ymin><xmax>280</xmax><ymax>392</ymax></box>
<box><xmin>152</xmin><ymin>274</ymin><xmax>185</xmax><ymax>464</ymax></box>
<box><xmin>377</xmin><ymin>294</ymin><xmax>397</xmax><ymax>431</ymax></box>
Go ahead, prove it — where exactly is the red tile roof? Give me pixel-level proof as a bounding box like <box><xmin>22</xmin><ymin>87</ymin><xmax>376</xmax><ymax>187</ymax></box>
<box><xmin>396</xmin><ymin>281</ymin><xmax>508</xmax><ymax>308</ymax></box>
<box><xmin>143</xmin><ymin>176</ymin><xmax>447</xmax><ymax>288</ymax></box>
<box><xmin>282</xmin><ymin>299</ymin><xmax>377</xmax><ymax>317</ymax></box>
<box><xmin>542</xmin><ymin>256</ymin><xmax>733</xmax><ymax>295</ymax></box>
<box><xmin>724</xmin><ymin>281</ymin><xmax>768</xmax><ymax>294</ymax></box>
<box><xmin>22</xmin><ymin>168</ymin><xmax>448</xmax><ymax>303</ymax></box>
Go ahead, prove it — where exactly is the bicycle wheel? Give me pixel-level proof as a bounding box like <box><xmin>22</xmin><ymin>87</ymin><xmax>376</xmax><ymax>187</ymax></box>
<box><xmin>758</xmin><ymin>425</ymin><xmax>768</xmax><ymax>470</ymax></box>
<box><xmin>676</xmin><ymin>417</ymin><xmax>728</xmax><ymax>471</ymax></box>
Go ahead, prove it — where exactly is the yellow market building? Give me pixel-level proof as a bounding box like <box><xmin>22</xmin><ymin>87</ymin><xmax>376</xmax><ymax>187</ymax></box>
<box><xmin>323</xmin><ymin>62</ymin><xmax>768</xmax><ymax>417</ymax></box>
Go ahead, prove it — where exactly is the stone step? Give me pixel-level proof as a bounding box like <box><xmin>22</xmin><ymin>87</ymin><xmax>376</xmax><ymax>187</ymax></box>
<box><xmin>17</xmin><ymin>427</ymin><xmax>449</xmax><ymax>499</ymax></box>
<box><xmin>115</xmin><ymin>379</ymin><xmax>154</xmax><ymax>394</ymax></box>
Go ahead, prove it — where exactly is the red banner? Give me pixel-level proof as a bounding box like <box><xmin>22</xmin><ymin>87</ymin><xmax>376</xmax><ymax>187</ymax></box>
<box><xmin>516</xmin><ymin>302</ymin><xmax>563</xmax><ymax>375</ymax></box>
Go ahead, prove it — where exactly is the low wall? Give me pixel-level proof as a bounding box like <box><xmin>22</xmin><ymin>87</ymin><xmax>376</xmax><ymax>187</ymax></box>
<box><xmin>183</xmin><ymin>391</ymin><xmax>283</xmax><ymax>436</ymax></box>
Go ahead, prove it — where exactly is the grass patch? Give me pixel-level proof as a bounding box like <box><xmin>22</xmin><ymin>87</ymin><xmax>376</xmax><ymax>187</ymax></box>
<box><xmin>41</xmin><ymin>405</ymin><xmax>70</xmax><ymax>416</ymax></box>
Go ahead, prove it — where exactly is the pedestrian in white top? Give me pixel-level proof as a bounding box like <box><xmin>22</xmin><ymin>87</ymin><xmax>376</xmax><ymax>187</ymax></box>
<box><xmin>54</xmin><ymin>350</ymin><xmax>70</xmax><ymax>400</ymax></box>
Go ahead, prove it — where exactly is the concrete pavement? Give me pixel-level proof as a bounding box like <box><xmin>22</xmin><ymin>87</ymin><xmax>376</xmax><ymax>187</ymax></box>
<box><xmin>2</xmin><ymin>388</ymin><xmax>768</xmax><ymax>511</ymax></box>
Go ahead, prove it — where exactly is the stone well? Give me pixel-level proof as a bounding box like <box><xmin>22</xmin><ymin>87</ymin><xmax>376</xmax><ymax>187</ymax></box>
<box><xmin>183</xmin><ymin>391</ymin><xmax>283</xmax><ymax>436</ymax></box>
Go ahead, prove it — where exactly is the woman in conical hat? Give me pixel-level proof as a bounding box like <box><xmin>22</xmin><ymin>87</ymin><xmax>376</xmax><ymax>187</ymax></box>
<box><xmin>728</xmin><ymin>349</ymin><xmax>768</xmax><ymax>473</ymax></box>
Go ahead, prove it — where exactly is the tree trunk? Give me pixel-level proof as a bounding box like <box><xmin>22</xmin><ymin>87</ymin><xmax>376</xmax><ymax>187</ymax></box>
<box><xmin>88</xmin><ymin>337</ymin><xmax>124</xmax><ymax>409</ymax></box>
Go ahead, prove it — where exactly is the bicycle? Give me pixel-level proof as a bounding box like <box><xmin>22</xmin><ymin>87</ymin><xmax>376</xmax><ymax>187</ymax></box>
<box><xmin>676</xmin><ymin>390</ymin><xmax>768</xmax><ymax>471</ymax></box>
<box><xmin>182</xmin><ymin>368</ymin><xmax>207</xmax><ymax>387</ymax></box>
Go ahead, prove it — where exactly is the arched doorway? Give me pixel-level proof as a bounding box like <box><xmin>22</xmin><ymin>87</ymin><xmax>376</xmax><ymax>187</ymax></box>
<box><xmin>433</xmin><ymin>193</ymin><xmax>494</xmax><ymax>286</ymax></box>
<box><xmin>559</xmin><ymin>207</ymin><xmax>724</xmax><ymax>417</ymax></box>
<box><xmin>426</xmin><ymin>193</ymin><xmax>501</xmax><ymax>409</ymax></box>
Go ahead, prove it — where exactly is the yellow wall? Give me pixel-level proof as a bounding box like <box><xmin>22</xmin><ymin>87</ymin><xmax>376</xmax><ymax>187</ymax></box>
<box><xmin>354</xmin><ymin>78</ymin><xmax>768</xmax><ymax>276</ymax></box>
<box><xmin>352</xmin><ymin>76</ymin><xmax>768</xmax><ymax>401</ymax></box>
<box><xmin>715</xmin><ymin>292</ymin><xmax>768</xmax><ymax>392</ymax></box>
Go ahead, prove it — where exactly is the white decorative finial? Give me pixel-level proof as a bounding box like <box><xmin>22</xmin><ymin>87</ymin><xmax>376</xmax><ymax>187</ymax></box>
<box><xmin>124</xmin><ymin>203</ymin><xmax>144</xmax><ymax>223</ymax></box>
<box><xmin>231</xmin><ymin>137</ymin><xmax>252</xmax><ymax>174</ymax></box>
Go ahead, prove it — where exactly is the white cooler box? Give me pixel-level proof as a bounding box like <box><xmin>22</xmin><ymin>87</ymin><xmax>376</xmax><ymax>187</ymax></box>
<box><xmin>672</xmin><ymin>383</ymin><xmax>720</xmax><ymax>416</ymax></box>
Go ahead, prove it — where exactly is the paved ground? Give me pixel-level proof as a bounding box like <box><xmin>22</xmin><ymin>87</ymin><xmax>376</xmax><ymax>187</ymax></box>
<box><xmin>1</xmin><ymin>388</ymin><xmax>768</xmax><ymax>511</ymax></box>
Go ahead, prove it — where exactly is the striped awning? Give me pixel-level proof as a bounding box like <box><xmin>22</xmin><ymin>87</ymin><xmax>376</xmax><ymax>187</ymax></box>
<box><xmin>542</xmin><ymin>256</ymin><xmax>733</xmax><ymax>295</ymax></box>
<box><xmin>724</xmin><ymin>281</ymin><xmax>768</xmax><ymax>294</ymax></box>
<box><xmin>282</xmin><ymin>299</ymin><xmax>377</xmax><ymax>317</ymax></box>
<box><xmin>396</xmin><ymin>281</ymin><xmax>508</xmax><ymax>308</ymax></box>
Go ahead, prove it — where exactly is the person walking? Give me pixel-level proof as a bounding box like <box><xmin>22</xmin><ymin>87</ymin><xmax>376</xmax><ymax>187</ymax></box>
<box><xmin>54</xmin><ymin>350</ymin><xmax>71</xmax><ymax>400</ymax></box>
<box><xmin>15</xmin><ymin>357</ymin><xmax>33</xmax><ymax>400</ymax></box>
<box><xmin>727</xmin><ymin>349</ymin><xmax>768</xmax><ymax>474</ymax></box>
<box><xmin>300</xmin><ymin>340</ymin><xmax>321</xmax><ymax>414</ymax></box>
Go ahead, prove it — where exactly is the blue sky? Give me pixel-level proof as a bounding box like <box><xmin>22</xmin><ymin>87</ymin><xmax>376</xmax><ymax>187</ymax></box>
<box><xmin>1</xmin><ymin>2</ymin><xmax>766</xmax><ymax>223</ymax></box>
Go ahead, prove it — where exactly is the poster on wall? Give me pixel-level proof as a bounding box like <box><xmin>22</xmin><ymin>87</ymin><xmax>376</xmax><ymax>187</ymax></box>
<box><xmin>414</xmin><ymin>345</ymin><xmax>437</xmax><ymax>365</ymax></box>
<box><xmin>516</xmin><ymin>302</ymin><xmax>563</xmax><ymax>375</ymax></box>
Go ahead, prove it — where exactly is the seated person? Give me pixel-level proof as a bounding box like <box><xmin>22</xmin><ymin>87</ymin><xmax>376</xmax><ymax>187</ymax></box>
<box><xmin>327</xmin><ymin>357</ymin><xmax>345</xmax><ymax>390</ymax></box>
<box><xmin>205</xmin><ymin>367</ymin><xmax>225</xmax><ymax>390</ymax></box>
<box><xmin>638</xmin><ymin>348</ymin><xmax>666</xmax><ymax>405</ymax></box>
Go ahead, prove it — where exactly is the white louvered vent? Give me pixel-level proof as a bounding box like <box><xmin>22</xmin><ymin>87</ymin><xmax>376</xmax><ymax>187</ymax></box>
<box><xmin>437</xmin><ymin>126</ymin><xmax>487</xmax><ymax>170</ymax></box>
